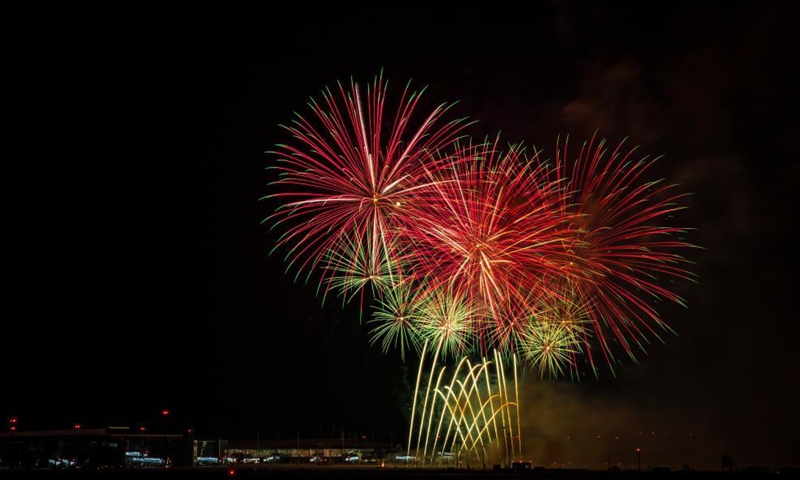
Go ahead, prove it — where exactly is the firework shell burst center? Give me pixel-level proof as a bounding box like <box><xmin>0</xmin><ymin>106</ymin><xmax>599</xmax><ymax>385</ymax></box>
<box><xmin>264</xmin><ymin>73</ymin><xmax>697</xmax><ymax>380</ymax></box>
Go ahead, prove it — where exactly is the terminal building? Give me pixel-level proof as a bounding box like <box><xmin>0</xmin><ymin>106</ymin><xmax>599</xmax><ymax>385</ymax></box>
<box><xmin>0</xmin><ymin>426</ymin><xmax>188</xmax><ymax>469</ymax></box>
<box><xmin>220</xmin><ymin>437</ymin><xmax>394</xmax><ymax>465</ymax></box>
<box><xmin>1</xmin><ymin>428</ymin><xmax>398</xmax><ymax>468</ymax></box>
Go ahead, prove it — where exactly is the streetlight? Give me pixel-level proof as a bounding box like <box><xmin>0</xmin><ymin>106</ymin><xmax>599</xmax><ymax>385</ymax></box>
<box><xmin>636</xmin><ymin>448</ymin><xmax>641</xmax><ymax>472</ymax></box>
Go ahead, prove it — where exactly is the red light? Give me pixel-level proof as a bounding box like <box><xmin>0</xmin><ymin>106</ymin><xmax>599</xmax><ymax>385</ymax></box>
<box><xmin>161</xmin><ymin>410</ymin><xmax>170</xmax><ymax>416</ymax></box>
<box><xmin>140</xmin><ymin>426</ymin><xmax>146</xmax><ymax>432</ymax></box>
<box><xmin>187</xmin><ymin>428</ymin><xmax>193</xmax><ymax>434</ymax></box>
<box><xmin>73</xmin><ymin>424</ymin><xmax>82</xmax><ymax>430</ymax></box>
<box><xmin>636</xmin><ymin>448</ymin><xmax>641</xmax><ymax>452</ymax></box>
<box><xmin>9</xmin><ymin>418</ymin><xmax>17</xmax><ymax>424</ymax></box>
<box><xmin>9</xmin><ymin>426</ymin><xmax>16</xmax><ymax>431</ymax></box>
<box><xmin>228</xmin><ymin>468</ymin><xmax>236</xmax><ymax>476</ymax></box>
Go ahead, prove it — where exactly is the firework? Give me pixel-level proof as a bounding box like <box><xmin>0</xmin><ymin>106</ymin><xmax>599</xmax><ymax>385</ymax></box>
<box><xmin>551</xmin><ymin>135</ymin><xmax>696</xmax><ymax>373</ymax></box>
<box><xmin>265</xmin><ymin>72</ymin><xmax>468</xmax><ymax>290</ymax></box>
<box><xmin>521</xmin><ymin>320</ymin><xmax>585</xmax><ymax>379</ymax></box>
<box><xmin>266</xmin><ymin>75</ymin><xmax>696</xmax><ymax>379</ymax></box>
<box><xmin>416</xmin><ymin>288</ymin><xmax>476</xmax><ymax>359</ymax></box>
<box><xmin>320</xmin><ymin>229</ymin><xmax>402</xmax><ymax>308</ymax></box>
<box><xmin>405</xmin><ymin>140</ymin><xmax>565</xmax><ymax>353</ymax></box>
<box><xmin>369</xmin><ymin>281</ymin><xmax>424</xmax><ymax>360</ymax></box>
<box><xmin>405</xmin><ymin>352</ymin><xmax>523</xmax><ymax>466</ymax></box>
<box><xmin>501</xmin><ymin>281</ymin><xmax>588</xmax><ymax>378</ymax></box>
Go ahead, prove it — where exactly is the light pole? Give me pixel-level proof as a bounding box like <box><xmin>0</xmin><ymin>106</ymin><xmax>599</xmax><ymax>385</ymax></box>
<box><xmin>161</xmin><ymin>409</ymin><xmax>170</xmax><ymax>468</ymax></box>
<box><xmin>8</xmin><ymin>417</ymin><xmax>19</xmax><ymax>467</ymax></box>
<box><xmin>73</xmin><ymin>423</ymin><xmax>82</xmax><ymax>467</ymax></box>
<box><xmin>636</xmin><ymin>448</ymin><xmax>641</xmax><ymax>472</ymax></box>
<box><xmin>502</xmin><ymin>425</ymin><xmax>512</xmax><ymax>468</ymax></box>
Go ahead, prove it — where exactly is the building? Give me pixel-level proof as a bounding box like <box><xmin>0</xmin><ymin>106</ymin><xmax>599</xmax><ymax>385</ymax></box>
<box><xmin>0</xmin><ymin>426</ymin><xmax>187</xmax><ymax>469</ymax></box>
<box><xmin>222</xmin><ymin>437</ymin><xmax>394</xmax><ymax>465</ymax></box>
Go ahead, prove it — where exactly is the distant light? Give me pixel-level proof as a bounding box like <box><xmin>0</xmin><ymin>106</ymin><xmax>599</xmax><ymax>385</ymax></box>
<box><xmin>161</xmin><ymin>410</ymin><xmax>170</xmax><ymax>416</ymax></box>
<box><xmin>9</xmin><ymin>426</ymin><xmax>16</xmax><ymax>431</ymax></box>
<box><xmin>9</xmin><ymin>417</ymin><xmax>17</xmax><ymax>424</ymax></box>
<box><xmin>228</xmin><ymin>468</ymin><xmax>236</xmax><ymax>476</ymax></box>
<box><xmin>187</xmin><ymin>428</ymin><xmax>193</xmax><ymax>434</ymax></box>
<box><xmin>73</xmin><ymin>424</ymin><xmax>82</xmax><ymax>430</ymax></box>
<box><xmin>140</xmin><ymin>426</ymin><xmax>146</xmax><ymax>432</ymax></box>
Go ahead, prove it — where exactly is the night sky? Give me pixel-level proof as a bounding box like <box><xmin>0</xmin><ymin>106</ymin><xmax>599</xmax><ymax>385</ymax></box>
<box><xmin>4</xmin><ymin>1</ymin><xmax>798</xmax><ymax>470</ymax></box>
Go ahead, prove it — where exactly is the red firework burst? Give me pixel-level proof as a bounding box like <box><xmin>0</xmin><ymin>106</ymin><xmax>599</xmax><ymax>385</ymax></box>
<box><xmin>265</xmin><ymin>73</ymin><xmax>468</xmax><ymax>295</ymax></box>
<box><xmin>403</xmin><ymin>139</ymin><xmax>565</xmax><ymax>353</ymax></box>
<box><xmin>552</xmin><ymin>134</ymin><xmax>696</xmax><ymax>372</ymax></box>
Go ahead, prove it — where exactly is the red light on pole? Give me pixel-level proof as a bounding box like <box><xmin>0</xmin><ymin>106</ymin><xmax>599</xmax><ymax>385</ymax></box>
<box><xmin>73</xmin><ymin>423</ymin><xmax>82</xmax><ymax>430</ymax></box>
<box><xmin>9</xmin><ymin>426</ymin><xmax>16</xmax><ymax>432</ymax></box>
<box><xmin>636</xmin><ymin>448</ymin><xmax>642</xmax><ymax>472</ymax></box>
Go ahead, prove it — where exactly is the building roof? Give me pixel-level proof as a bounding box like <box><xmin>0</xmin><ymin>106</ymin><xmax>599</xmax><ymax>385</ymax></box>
<box><xmin>226</xmin><ymin>438</ymin><xmax>392</xmax><ymax>450</ymax></box>
<box><xmin>0</xmin><ymin>427</ymin><xmax>183</xmax><ymax>440</ymax></box>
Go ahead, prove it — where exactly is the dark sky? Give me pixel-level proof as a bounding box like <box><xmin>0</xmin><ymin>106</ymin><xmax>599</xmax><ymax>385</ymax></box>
<box><xmin>4</xmin><ymin>1</ymin><xmax>798</xmax><ymax>470</ymax></box>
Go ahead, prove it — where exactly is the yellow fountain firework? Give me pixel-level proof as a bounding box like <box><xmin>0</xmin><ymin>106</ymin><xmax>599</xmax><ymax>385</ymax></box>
<box><xmin>406</xmin><ymin>341</ymin><xmax>524</xmax><ymax>467</ymax></box>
